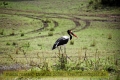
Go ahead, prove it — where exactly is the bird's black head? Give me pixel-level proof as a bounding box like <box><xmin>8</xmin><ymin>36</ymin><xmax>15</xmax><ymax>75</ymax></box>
<box><xmin>67</xmin><ymin>30</ymin><xmax>71</xmax><ymax>34</ymax></box>
<box><xmin>67</xmin><ymin>30</ymin><xmax>78</xmax><ymax>38</ymax></box>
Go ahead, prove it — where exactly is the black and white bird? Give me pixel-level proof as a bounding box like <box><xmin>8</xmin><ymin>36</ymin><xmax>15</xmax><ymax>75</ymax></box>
<box><xmin>52</xmin><ymin>30</ymin><xmax>77</xmax><ymax>53</ymax></box>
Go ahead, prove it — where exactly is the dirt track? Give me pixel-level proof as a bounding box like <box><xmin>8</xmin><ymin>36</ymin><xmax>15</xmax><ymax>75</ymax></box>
<box><xmin>0</xmin><ymin>8</ymin><xmax>88</xmax><ymax>41</ymax></box>
<box><xmin>0</xmin><ymin>8</ymin><xmax>120</xmax><ymax>41</ymax></box>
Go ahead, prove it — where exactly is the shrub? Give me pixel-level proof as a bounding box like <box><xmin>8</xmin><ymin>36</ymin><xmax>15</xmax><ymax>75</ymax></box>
<box><xmin>49</xmin><ymin>27</ymin><xmax>54</xmax><ymax>31</ymax></box>
<box><xmin>100</xmin><ymin>0</ymin><xmax>120</xmax><ymax>7</ymax></box>
<box><xmin>6</xmin><ymin>42</ymin><xmax>10</xmax><ymax>45</ymax></box>
<box><xmin>42</xmin><ymin>62</ymin><xmax>49</xmax><ymax>71</ymax></box>
<box><xmin>48</xmin><ymin>31</ymin><xmax>53</xmax><ymax>36</ymax></box>
<box><xmin>21</xmin><ymin>33</ymin><xmax>24</xmax><ymax>37</ymax></box>
<box><xmin>70</xmin><ymin>40</ymin><xmax>74</xmax><ymax>45</ymax></box>
<box><xmin>22</xmin><ymin>42</ymin><xmax>30</xmax><ymax>48</ymax></box>
<box><xmin>105</xmin><ymin>65</ymin><xmax>117</xmax><ymax>73</ymax></box>
<box><xmin>10</xmin><ymin>31</ymin><xmax>15</xmax><ymax>36</ymax></box>
<box><xmin>90</xmin><ymin>40</ymin><xmax>96</xmax><ymax>47</ymax></box>
<box><xmin>3</xmin><ymin>1</ymin><xmax>8</xmax><ymax>8</ymax></box>
<box><xmin>15</xmin><ymin>48</ymin><xmax>19</xmax><ymax>54</ymax></box>
<box><xmin>108</xmin><ymin>33</ymin><xmax>112</xmax><ymax>39</ymax></box>
<box><xmin>3</xmin><ymin>1</ymin><xmax>8</xmax><ymax>6</ymax></box>
<box><xmin>42</xmin><ymin>19</ymin><xmax>51</xmax><ymax>23</ymax></box>
<box><xmin>83</xmin><ymin>46</ymin><xmax>88</xmax><ymax>50</ymax></box>
<box><xmin>12</xmin><ymin>42</ymin><xmax>17</xmax><ymax>46</ymax></box>
<box><xmin>0</xmin><ymin>29</ymin><xmax>4</xmax><ymax>35</ymax></box>
<box><xmin>52</xmin><ymin>54</ymin><xmax>67</xmax><ymax>70</ymax></box>
<box><xmin>37</xmin><ymin>44</ymin><xmax>42</xmax><ymax>46</ymax></box>
<box><xmin>89</xmin><ymin>0</ymin><xmax>94</xmax><ymax>5</ymax></box>
<box><xmin>88</xmin><ymin>0</ymin><xmax>120</xmax><ymax>9</ymax></box>
<box><xmin>26</xmin><ymin>42</ymin><xmax>30</xmax><ymax>47</ymax></box>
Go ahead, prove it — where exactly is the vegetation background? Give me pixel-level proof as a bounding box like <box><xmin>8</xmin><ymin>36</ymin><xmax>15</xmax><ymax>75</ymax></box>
<box><xmin>0</xmin><ymin>0</ymin><xmax>120</xmax><ymax>80</ymax></box>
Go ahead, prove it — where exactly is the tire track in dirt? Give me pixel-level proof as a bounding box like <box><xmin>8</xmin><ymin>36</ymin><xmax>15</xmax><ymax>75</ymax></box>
<box><xmin>0</xmin><ymin>13</ymin><xmax>59</xmax><ymax>38</ymax></box>
<box><xmin>0</xmin><ymin>13</ymin><xmax>49</xmax><ymax>38</ymax></box>
<box><xmin>0</xmin><ymin>10</ymin><xmax>85</xmax><ymax>41</ymax></box>
<box><xmin>13</xmin><ymin>15</ymin><xmax>82</xmax><ymax>41</ymax></box>
<box><xmin>74</xmin><ymin>19</ymin><xmax>90</xmax><ymax>32</ymax></box>
<box><xmin>2</xmin><ymin>8</ymin><xmax>119</xmax><ymax>41</ymax></box>
<box><xmin>15</xmin><ymin>17</ymin><xmax>90</xmax><ymax>41</ymax></box>
<box><xmin>15</xmin><ymin>15</ymin><xmax>85</xmax><ymax>41</ymax></box>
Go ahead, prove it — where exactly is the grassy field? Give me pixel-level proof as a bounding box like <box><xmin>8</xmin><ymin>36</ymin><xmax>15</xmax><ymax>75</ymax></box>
<box><xmin>0</xmin><ymin>0</ymin><xmax>120</xmax><ymax>80</ymax></box>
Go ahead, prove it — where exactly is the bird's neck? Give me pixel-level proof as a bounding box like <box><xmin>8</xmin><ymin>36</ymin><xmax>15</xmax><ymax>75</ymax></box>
<box><xmin>68</xmin><ymin>33</ymin><xmax>72</xmax><ymax>40</ymax></box>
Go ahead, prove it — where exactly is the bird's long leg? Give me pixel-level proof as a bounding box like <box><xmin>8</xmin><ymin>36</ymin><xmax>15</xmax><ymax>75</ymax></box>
<box><xmin>64</xmin><ymin>45</ymin><xmax>66</xmax><ymax>54</ymax></box>
<box><xmin>63</xmin><ymin>45</ymin><xmax>73</xmax><ymax>61</ymax></box>
<box><xmin>57</xmin><ymin>47</ymin><xmax>60</xmax><ymax>56</ymax></box>
<box><xmin>60</xmin><ymin>46</ymin><xmax>64</xmax><ymax>54</ymax></box>
<box><xmin>64</xmin><ymin>45</ymin><xmax>67</xmax><ymax>58</ymax></box>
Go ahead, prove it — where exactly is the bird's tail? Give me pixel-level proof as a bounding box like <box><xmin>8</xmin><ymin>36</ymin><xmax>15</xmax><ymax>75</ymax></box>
<box><xmin>52</xmin><ymin>44</ymin><xmax>56</xmax><ymax>50</ymax></box>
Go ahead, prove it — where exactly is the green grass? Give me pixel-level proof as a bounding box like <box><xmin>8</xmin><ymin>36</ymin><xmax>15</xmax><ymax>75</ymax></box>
<box><xmin>0</xmin><ymin>14</ymin><xmax>43</xmax><ymax>36</ymax></box>
<box><xmin>0</xmin><ymin>0</ymin><xmax>120</xmax><ymax>80</ymax></box>
<box><xmin>0</xmin><ymin>0</ymin><xmax>120</xmax><ymax>14</ymax></box>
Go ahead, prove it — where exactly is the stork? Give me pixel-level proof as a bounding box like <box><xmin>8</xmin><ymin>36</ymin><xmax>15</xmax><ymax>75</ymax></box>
<box><xmin>52</xmin><ymin>30</ymin><xmax>77</xmax><ymax>54</ymax></box>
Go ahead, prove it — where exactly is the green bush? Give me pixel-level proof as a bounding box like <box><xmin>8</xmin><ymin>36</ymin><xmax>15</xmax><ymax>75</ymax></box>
<box><xmin>108</xmin><ymin>33</ymin><xmax>112</xmax><ymax>39</ymax></box>
<box><xmin>89</xmin><ymin>0</ymin><xmax>94</xmax><ymax>5</ymax></box>
<box><xmin>70</xmin><ymin>40</ymin><xmax>74</xmax><ymax>45</ymax></box>
<box><xmin>49</xmin><ymin>27</ymin><xmax>54</xmax><ymax>31</ymax></box>
<box><xmin>37</xmin><ymin>44</ymin><xmax>42</xmax><ymax>46</ymax></box>
<box><xmin>48</xmin><ymin>31</ymin><xmax>53</xmax><ymax>36</ymax></box>
<box><xmin>10</xmin><ymin>32</ymin><xmax>15</xmax><ymax>36</ymax></box>
<box><xmin>21</xmin><ymin>33</ymin><xmax>24</xmax><ymax>37</ymax></box>
<box><xmin>6</xmin><ymin>42</ymin><xmax>10</xmax><ymax>45</ymax></box>
<box><xmin>12</xmin><ymin>42</ymin><xmax>17</xmax><ymax>46</ymax></box>
<box><xmin>88</xmin><ymin>0</ymin><xmax>120</xmax><ymax>9</ymax></box>
<box><xmin>100</xmin><ymin>0</ymin><xmax>119</xmax><ymax>7</ymax></box>
<box><xmin>90</xmin><ymin>40</ymin><xmax>96</xmax><ymax>47</ymax></box>
<box><xmin>22</xmin><ymin>42</ymin><xmax>30</xmax><ymax>48</ymax></box>
<box><xmin>0</xmin><ymin>29</ymin><xmax>4</xmax><ymax>35</ymax></box>
<box><xmin>104</xmin><ymin>65</ymin><xmax>117</xmax><ymax>72</ymax></box>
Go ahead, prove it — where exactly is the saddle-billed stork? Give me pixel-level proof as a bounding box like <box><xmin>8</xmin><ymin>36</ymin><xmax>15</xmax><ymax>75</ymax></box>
<box><xmin>52</xmin><ymin>30</ymin><xmax>77</xmax><ymax>54</ymax></box>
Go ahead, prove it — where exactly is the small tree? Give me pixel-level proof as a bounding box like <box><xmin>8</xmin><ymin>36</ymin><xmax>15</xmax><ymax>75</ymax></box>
<box><xmin>3</xmin><ymin>1</ymin><xmax>8</xmax><ymax>8</ymax></box>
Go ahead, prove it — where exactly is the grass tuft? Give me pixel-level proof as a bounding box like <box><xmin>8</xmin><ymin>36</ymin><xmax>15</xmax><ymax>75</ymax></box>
<box><xmin>49</xmin><ymin>27</ymin><xmax>54</xmax><ymax>31</ymax></box>
<box><xmin>6</xmin><ymin>42</ymin><xmax>10</xmax><ymax>45</ymax></box>
<box><xmin>12</xmin><ymin>42</ymin><xmax>17</xmax><ymax>46</ymax></box>
<box><xmin>0</xmin><ymin>29</ymin><xmax>4</xmax><ymax>35</ymax></box>
<box><xmin>108</xmin><ymin>33</ymin><xmax>112</xmax><ymax>39</ymax></box>
<box><xmin>21</xmin><ymin>33</ymin><xmax>24</xmax><ymax>37</ymax></box>
<box><xmin>83</xmin><ymin>46</ymin><xmax>88</xmax><ymax>50</ymax></box>
<box><xmin>15</xmin><ymin>47</ymin><xmax>21</xmax><ymax>54</ymax></box>
<box><xmin>37</xmin><ymin>44</ymin><xmax>42</xmax><ymax>46</ymax></box>
<box><xmin>90</xmin><ymin>40</ymin><xmax>96</xmax><ymax>47</ymax></box>
<box><xmin>10</xmin><ymin>31</ymin><xmax>15</xmax><ymax>36</ymax></box>
<box><xmin>48</xmin><ymin>31</ymin><xmax>53</xmax><ymax>36</ymax></box>
<box><xmin>22</xmin><ymin>42</ymin><xmax>30</xmax><ymax>48</ymax></box>
<box><xmin>70</xmin><ymin>40</ymin><xmax>74</xmax><ymax>45</ymax></box>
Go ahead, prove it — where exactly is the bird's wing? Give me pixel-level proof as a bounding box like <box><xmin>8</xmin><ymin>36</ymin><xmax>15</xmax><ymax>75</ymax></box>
<box><xmin>52</xmin><ymin>37</ymin><xmax>62</xmax><ymax>50</ymax></box>
<box><xmin>52</xmin><ymin>37</ymin><xmax>69</xmax><ymax>50</ymax></box>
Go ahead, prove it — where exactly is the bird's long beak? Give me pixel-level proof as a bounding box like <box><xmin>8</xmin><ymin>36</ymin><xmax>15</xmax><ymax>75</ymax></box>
<box><xmin>70</xmin><ymin>31</ymin><xmax>78</xmax><ymax>38</ymax></box>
